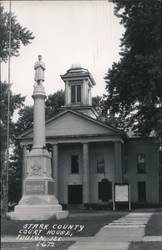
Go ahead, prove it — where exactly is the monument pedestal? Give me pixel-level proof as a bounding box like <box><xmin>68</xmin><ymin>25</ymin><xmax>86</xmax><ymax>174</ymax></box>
<box><xmin>8</xmin><ymin>202</ymin><xmax>68</xmax><ymax>220</ymax></box>
<box><xmin>8</xmin><ymin>148</ymin><xmax>68</xmax><ymax>220</ymax></box>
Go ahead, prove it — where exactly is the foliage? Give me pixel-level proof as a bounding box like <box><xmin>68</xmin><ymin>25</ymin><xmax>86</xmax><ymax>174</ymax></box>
<box><xmin>14</xmin><ymin>89</ymin><xmax>65</xmax><ymax>137</ymax></box>
<box><xmin>104</xmin><ymin>0</ymin><xmax>162</xmax><ymax>137</ymax></box>
<box><xmin>45</xmin><ymin>90</ymin><xmax>65</xmax><ymax>120</ymax></box>
<box><xmin>8</xmin><ymin>106</ymin><xmax>33</xmax><ymax>203</ymax></box>
<box><xmin>8</xmin><ymin>145</ymin><xmax>23</xmax><ymax>203</ymax></box>
<box><xmin>0</xmin><ymin>82</ymin><xmax>25</xmax><ymax>156</ymax></box>
<box><xmin>0</xmin><ymin>3</ymin><xmax>34</xmax><ymax>208</ymax></box>
<box><xmin>0</xmin><ymin>4</ymin><xmax>34</xmax><ymax>61</ymax></box>
<box><xmin>0</xmin><ymin>82</ymin><xmax>25</xmax><ymax>150</ymax></box>
<box><xmin>0</xmin><ymin>82</ymin><xmax>25</xmax><ymax>208</ymax></box>
<box><xmin>92</xmin><ymin>96</ymin><xmax>104</xmax><ymax>117</ymax></box>
<box><xmin>14</xmin><ymin>105</ymin><xmax>33</xmax><ymax>137</ymax></box>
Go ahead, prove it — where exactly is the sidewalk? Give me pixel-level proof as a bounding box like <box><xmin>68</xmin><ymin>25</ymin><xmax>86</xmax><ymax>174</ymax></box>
<box><xmin>65</xmin><ymin>211</ymin><xmax>154</xmax><ymax>250</ymax></box>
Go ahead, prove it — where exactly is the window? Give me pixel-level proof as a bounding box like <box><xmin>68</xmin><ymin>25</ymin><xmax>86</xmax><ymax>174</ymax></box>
<box><xmin>71</xmin><ymin>85</ymin><xmax>75</xmax><ymax>103</ymax></box>
<box><xmin>71</xmin><ymin>155</ymin><xmax>79</xmax><ymax>173</ymax></box>
<box><xmin>96</xmin><ymin>154</ymin><xmax>105</xmax><ymax>173</ymax></box>
<box><xmin>138</xmin><ymin>182</ymin><xmax>146</xmax><ymax>202</ymax></box>
<box><xmin>137</xmin><ymin>153</ymin><xmax>146</xmax><ymax>173</ymax></box>
<box><xmin>71</xmin><ymin>85</ymin><xmax>81</xmax><ymax>103</ymax></box>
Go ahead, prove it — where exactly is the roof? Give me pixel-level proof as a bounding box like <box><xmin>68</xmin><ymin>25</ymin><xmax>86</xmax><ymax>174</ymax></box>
<box><xmin>17</xmin><ymin>109</ymin><xmax>124</xmax><ymax>140</ymax></box>
<box><xmin>60</xmin><ymin>66</ymin><xmax>96</xmax><ymax>86</ymax></box>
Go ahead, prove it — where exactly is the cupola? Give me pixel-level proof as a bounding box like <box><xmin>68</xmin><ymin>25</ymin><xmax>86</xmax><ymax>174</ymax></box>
<box><xmin>60</xmin><ymin>64</ymin><xmax>98</xmax><ymax>118</ymax></box>
<box><xmin>61</xmin><ymin>64</ymin><xmax>96</xmax><ymax>107</ymax></box>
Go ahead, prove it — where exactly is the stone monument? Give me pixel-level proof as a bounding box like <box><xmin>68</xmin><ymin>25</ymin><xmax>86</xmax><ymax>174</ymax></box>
<box><xmin>8</xmin><ymin>56</ymin><xmax>68</xmax><ymax>220</ymax></box>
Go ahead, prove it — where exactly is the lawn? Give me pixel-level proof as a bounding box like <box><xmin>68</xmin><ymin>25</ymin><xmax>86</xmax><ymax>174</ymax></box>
<box><xmin>1</xmin><ymin>211</ymin><xmax>123</xmax><ymax>250</ymax></box>
<box><xmin>1</xmin><ymin>211</ymin><xmax>122</xmax><ymax>237</ymax></box>
<box><xmin>1</xmin><ymin>241</ymin><xmax>75</xmax><ymax>250</ymax></box>
<box><xmin>145</xmin><ymin>213</ymin><xmax>162</xmax><ymax>236</ymax></box>
<box><xmin>128</xmin><ymin>242</ymin><xmax>162</xmax><ymax>250</ymax></box>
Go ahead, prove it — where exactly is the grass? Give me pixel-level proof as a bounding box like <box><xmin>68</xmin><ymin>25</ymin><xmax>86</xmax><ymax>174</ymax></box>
<box><xmin>1</xmin><ymin>241</ymin><xmax>75</xmax><ymax>250</ymax></box>
<box><xmin>2</xmin><ymin>210</ymin><xmax>162</xmax><ymax>250</ymax></box>
<box><xmin>145</xmin><ymin>214</ymin><xmax>162</xmax><ymax>236</ymax></box>
<box><xmin>1</xmin><ymin>211</ymin><xmax>123</xmax><ymax>250</ymax></box>
<box><xmin>1</xmin><ymin>211</ymin><xmax>122</xmax><ymax>237</ymax></box>
<box><xmin>128</xmin><ymin>242</ymin><xmax>162</xmax><ymax>250</ymax></box>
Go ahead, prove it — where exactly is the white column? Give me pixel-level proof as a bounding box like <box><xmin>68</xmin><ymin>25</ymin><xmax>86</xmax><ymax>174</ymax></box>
<box><xmin>65</xmin><ymin>81</ymin><xmax>69</xmax><ymax>105</ymax></box>
<box><xmin>32</xmin><ymin>85</ymin><xmax>46</xmax><ymax>149</ymax></box>
<box><xmin>52</xmin><ymin>144</ymin><xmax>58</xmax><ymax>198</ymax></box>
<box><xmin>89</xmin><ymin>87</ymin><xmax>92</xmax><ymax>105</ymax></box>
<box><xmin>82</xmin><ymin>80</ymin><xmax>87</xmax><ymax>105</ymax></box>
<box><xmin>114</xmin><ymin>141</ymin><xmax>122</xmax><ymax>183</ymax></box>
<box><xmin>83</xmin><ymin>142</ymin><xmax>89</xmax><ymax>204</ymax></box>
<box><xmin>68</xmin><ymin>81</ymin><xmax>71</xmax><ymax>105</ymax></box>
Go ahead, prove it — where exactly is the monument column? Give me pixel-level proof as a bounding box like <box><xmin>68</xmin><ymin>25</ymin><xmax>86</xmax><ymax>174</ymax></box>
<box><xmin>8</xmin><ymin>55</ymin><xmax>68</xmax><ymax>220</ymax></box>
<box><xmin>52</xmin><ymin>144</ymin><xmax>58</xmax><ymax>198</ymax></box>
<box><xmin>33</xmin><ymin>87</ymin><xmax>46</xmax><ymax>148</ymax></box>
<box><xmin>82</xmin><ymin>142</ymin><xmax>89</xmax><ymax>204</ymax></box>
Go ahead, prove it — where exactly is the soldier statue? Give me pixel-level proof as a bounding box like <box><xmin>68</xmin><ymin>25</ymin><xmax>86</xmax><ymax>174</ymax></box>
<box><xmin>34</xmin><ymin>55</ymin><xmax>45</xmax><ymax>85</ymax></box>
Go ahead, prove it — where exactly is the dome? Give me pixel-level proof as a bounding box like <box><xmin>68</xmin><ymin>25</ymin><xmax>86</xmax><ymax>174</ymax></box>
<box><xmin>70</xmin><ymin>63</ymin><xmax>81</xmax><ymax>69</ymax></box>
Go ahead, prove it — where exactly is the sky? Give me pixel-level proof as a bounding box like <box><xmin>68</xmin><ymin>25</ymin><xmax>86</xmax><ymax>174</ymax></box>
<box><xmin>2</xmin><ymin>0</ymin><xmax>124</xmax><ymax>106</ymax></box>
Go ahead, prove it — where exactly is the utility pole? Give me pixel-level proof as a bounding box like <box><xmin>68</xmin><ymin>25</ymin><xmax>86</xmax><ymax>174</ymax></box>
<box><xmin>0</xmin><ymin>58</ymin><xmax>2</xmax><ymax>81</ymax></box>
<box><xmin>4</xmin><ymin>0</ymin><xmax>12</xmax><ymax>216</ymax></box>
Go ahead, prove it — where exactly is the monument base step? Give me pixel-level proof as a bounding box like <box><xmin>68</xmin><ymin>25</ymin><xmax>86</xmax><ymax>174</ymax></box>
<box><xmin>15</xmin><ymin>204</ymin><xmax>62</xmax><ymax>213</ymax></box>
<box><xmin>7</xmin><ymin>209</ymin><xmax>69</xmax><ymax>220</ymax></box>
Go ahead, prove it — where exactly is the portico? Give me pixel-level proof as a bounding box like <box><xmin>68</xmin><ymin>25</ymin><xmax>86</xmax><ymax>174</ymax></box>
<box><xmin>20</xmin><ymin>130</ymin><xmax>124</xmax><ymax>207</ymax></box>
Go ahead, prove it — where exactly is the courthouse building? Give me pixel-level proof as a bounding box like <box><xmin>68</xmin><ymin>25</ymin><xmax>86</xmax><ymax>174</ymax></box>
<box><xmin>18</xmin><ymin>65</ymin><xmax>160</xmax><ymax>208</ymax></box>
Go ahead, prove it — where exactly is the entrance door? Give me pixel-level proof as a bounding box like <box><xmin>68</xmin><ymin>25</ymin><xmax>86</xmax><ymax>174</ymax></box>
<box><xmin>98</xmin><ymin>179</ymin><xmax>112</xmax><ymax>201</ymax></box>
<box><xmin>138</xmin><ymin>182</ymin><xmax>146</xmax><ymax>202</ymax></box>
<box><xmin>68</xmin><ymin>185</ymin><xmax>82</xmax><ymax>204</ymax></box>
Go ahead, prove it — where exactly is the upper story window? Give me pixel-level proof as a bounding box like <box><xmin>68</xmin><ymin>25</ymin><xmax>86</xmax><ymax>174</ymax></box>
<box><xmin>71</xmin><ymin>85</ymin><xmax>81</xmax><ymax>103</ymax></box>
<box><xmin>71</xmin><ymin>155</ymin><xmax>79</xmax><ymax>174</ymax></box>
<box><xmin>137</xmin><ymin>153</ymin><xmax>146</xmax><ymax>173</ymax></box>
<box><xmin>96</xmin><ymin>154</ymin><xmax>105</xmax><ymax>173</ymax></box>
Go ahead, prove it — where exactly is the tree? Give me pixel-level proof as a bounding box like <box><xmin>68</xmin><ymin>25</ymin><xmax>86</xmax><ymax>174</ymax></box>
<box><xmin>0</xmin><ymin>4</ymin><xmax>34</xmax><ymax>61</ymax></box>
<box><xmin>45</xmin><ymin>90</ymin><xmax>65</xmax><ymax>120</ymax></box>
<box><xmin>0</xmin><ymin>2</ymin><xmax>34</xmax><ymax>146</ymax></box>
<box><xmin>92</xmin><ymin>95</ymin><xmax>104</xmax><ymax>117</ymax></box>
<box><xmin>0</xmin><ymin>3</ymin><xmax>34</xmax><ymax>212</ymax></box>
<box><xmin>14</xmin><ymin>89</ymin><xmax>65</xmax><ymax>136</ymax></box>
<box><xmin>0</xmin><ymin>82</ymin><xmax>25</xmax><ymax>211</ymax></box>
<box><xmin>104</xmin><ymin>0</ymin><xmax>162</xmax><ymax>137</ymax></box>
<box><xmin>0</xmin><ymin>82</ymin><xmax>25</xmax><ymax>162</ymax></box>
<box><xmin>0</xmin><ymin>82</ymin><xmax>25</xmax><ymax>147</ymax></box>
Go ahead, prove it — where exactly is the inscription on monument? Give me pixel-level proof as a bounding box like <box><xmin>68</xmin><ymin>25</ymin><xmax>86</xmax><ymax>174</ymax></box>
<box><xmin>25</xmin><ymin>181</ymin><xmax>45</xmax><ymax>195</ymax></box>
